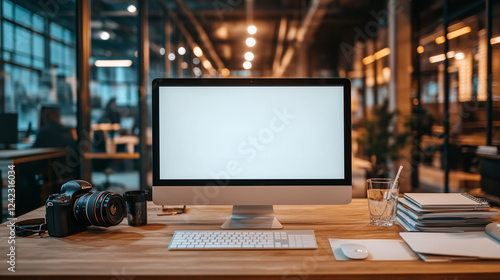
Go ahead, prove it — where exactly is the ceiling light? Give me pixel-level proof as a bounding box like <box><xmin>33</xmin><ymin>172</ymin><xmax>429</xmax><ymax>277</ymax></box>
<box><xmin>202</xmin><ymin>60</ymin><xmax>212</xmax><ymax>69</ymax></box>
<box><xmin>417</xmin><ymin>46</ymin><xmax>424</xmax><ymax>54</ymax></box>
<box><xmin>178</xmin><ymin>47</ymin><xmax>186</xmax><ymax>55</ymax></box>
<box><xmin>455</xmin><ymin>52</ymin><xmax>465</xmax><ymax>60</ymax></box>
<box><xmin>435</xmin><ymin>26</ymin><xmax>471</xmax><ymax>44</ymax></box>
<box><xmin>193</xmin><ymin>46</ymin><xmax>203</xmax><ymax>57</ymax></box>
<box><xmin>429</xmin><ymin>54</ymin><xmax>446</xmax><ymax>63</ymax></box>
<box><xmin>362</xmin><ymin>55</ymin><xmax>375</xmax><ymax>65</ymax></box>
<box><xmin>491</xmin><ymin>36</ymin><xmax>500</xmax><ymax>45</ymax></box>
<box><xmin>127</xmin><ymin>5</ymin><xmax>137</xmax><ymax>13</ymax></box>
<box><xmin>446</xmin><ymin>51</ymin><xmax>455</xmax><ymax>58</ymax></box>
<box><xmin>159</xmin><ymin>48</ymin><xmax>165</xmax><ymax>55</ymax></box>
<box><xmin>99</xmin><ymin>31</ymin><xmax>110</xmax><ymax>40</ymax></box>
<box><xmin>181</xmin><ymin>62</ymin><xmax>188</xmax><ymax>69</ymax></box>
<box><xmin>193</xmin><ymin>67</ymin><xmax>202</xmax><ymax>77</ymax></box>
<box><xmin>94</xmin><ymin>60</ymin><xmax>132</xmax><ymax>67</ymax></box>
<box><xmin>244</xmin><ymin>52</ymin><xmax>254</xmax><ymax>61</ymax></box>
<box><xmin>243</xmin><ymin>61</ymin><xmax>252</xmax><ymax>69</ymax></box>
<box><xmin>246</xmin><ymin>37</ymin><xmax>256</xmax><ymax>47</ymax></box>
<box><xmin>374</xmin><ymin>48</ymin><xmax>390</xmax><ymax>60</ymax></box>
<box><xmin>168</xmin><ymin>53</ymin><xmax>175</xmax><ymax>61</ymax></box>
<box><xmin>193</xmin><ymin>57</ymin><xmax>200</xmax><ymax>65</ymax></box>
<box><xmin>221</xmin><ymin>68</ymin><xmax>230</xmax><ymax>77</ymax></box>
<box><xmin>247</xmin><ymin>25</ymin><xmax>257</xmax><ymax>35</ymax></box>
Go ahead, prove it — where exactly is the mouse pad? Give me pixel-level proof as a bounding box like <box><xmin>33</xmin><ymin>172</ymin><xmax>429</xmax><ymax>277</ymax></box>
<box><xmin>329</xmin><ymin>239</ymin><xmax>418</xmax><ymax>261</ymax></box>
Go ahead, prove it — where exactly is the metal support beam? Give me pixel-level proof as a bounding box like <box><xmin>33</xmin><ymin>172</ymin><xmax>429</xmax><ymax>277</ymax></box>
<box><xmin>246</xmin><ymin>0</ymin><xmax>254</xmax><ymax>26</ymax></box>
<box><xmin>76</xmin><ymin>0</ymin><xmax>91</xmax><ymax>180</ymax></box>
<box><xmin>164</xmin><ymin>10</ymin><xmax>172</xmax><ymax>77</ymax></box>
<box><xmin>160</xmin><ymin>2</ymin><xmax>215</xmax><ymax>73</ymax></box>
<box><xmin>173</xmin><ymin>0</ymin><xmax>225</xmax><ymax>70</ymax></box>
<box><xmin>388</xmin><ymin>0</ymin><xmax>397</xmax><ymax>113</ymax></box>
<box><xmin>138</xmin><ymin>0</ymin><xmax>149</xmax><ymax>190</ymax></box>
<box><xmin>272</xmin><ymin>17</ymin><xmax>287</xmax><ymax>75</ymax></box>
<box><xmin>274</xmin><ymin>0</ymin><xmax>333</xmax><ymax>77</ymax></box>
<box><xmin>486</xmin><ymin>0</ymin><xmax>493</xmax><ymax>146</ymax></box>
<box><xmin>0</xmin><ymin>0</ymin><xmax>4</xmax><ymax>113</ymax></box>
<box><xmin>443</xmin><ymin>0</ymin><xmax>450</xmax><ymax>193</ymax></box>
<box><xmin>411</xmin><ymin>0</ymin><xmax>422</xmax><ymax>191</ymax></box>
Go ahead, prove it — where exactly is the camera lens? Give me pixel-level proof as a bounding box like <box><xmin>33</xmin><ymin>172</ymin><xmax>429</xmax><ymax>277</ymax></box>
<box><xmin>74</xmin><ymin>191</ymin><xmax>126</xmax><ymax>227</ymax></box>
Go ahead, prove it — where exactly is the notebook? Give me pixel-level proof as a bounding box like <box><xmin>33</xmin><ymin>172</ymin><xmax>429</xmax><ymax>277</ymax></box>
<box><xmin>404</xmin><ymin>193</ymin><xmax>490</xmax><ymax>210</ymax></box>
<box><xmin>397</xmin><ymin>200</ymin><xmax>498</xmax><ymax>219</ymax></box>
<box><xmin>400</xmin><ymin>229</ymin><xmax>500</xmax><ymax>260</ymax></box>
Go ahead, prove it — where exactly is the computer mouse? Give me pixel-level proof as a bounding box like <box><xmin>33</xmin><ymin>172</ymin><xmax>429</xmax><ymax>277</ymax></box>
<box><xmin>340</xmin><ymin>244</ymin><xmax>369</xmax><ymax>260</ymax></box>
<box><xmin>486</xmin><ymin>222</ymin><xmax>500</xmax><ymax>242</ymax></box>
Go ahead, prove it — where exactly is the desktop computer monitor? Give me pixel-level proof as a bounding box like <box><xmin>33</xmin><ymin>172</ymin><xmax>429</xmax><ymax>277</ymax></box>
<box><xmin>152</xmin><ymin>78</ymin><xmax>352</xmax><ymax>229</ymax></box>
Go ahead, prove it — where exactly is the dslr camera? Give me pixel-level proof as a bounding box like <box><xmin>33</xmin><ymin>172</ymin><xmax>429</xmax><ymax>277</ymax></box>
<box><xmin>45</xmin><ymin>180</ymin><xmax>126</xmax><ymax>237</ymax></box>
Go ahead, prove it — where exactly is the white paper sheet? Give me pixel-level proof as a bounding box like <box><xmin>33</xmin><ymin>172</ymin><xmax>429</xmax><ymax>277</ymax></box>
<box><xmin>329</xmin><ymin>238</ymin><xmax>419</xmax><ymax>261</ymax></box>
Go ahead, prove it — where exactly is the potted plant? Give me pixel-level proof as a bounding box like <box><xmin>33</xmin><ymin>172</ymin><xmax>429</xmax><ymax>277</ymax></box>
<box><xmin>357</xmin><ymin>98</ymin><xmax>410</xmax><ymax>178</ymax></box>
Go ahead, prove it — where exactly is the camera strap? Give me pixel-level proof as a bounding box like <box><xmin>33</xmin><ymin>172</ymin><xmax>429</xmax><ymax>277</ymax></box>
<box><xmin>14</xmin><ymin>218</ymin><xmax>47</xmax><ymax>237</ymax></box>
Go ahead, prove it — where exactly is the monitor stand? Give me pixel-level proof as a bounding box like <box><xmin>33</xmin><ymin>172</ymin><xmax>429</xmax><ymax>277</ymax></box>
<box><xmin>221</xmin><ymin>205</ymin><xmax>283</xmax><ymax>229</ymax></box>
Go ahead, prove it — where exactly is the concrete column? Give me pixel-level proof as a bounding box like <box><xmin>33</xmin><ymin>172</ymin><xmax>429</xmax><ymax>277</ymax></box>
<box><xmin>389</xmin><ymin>0</ymin><xmax>412</xmax><ymax>192</ymax></box>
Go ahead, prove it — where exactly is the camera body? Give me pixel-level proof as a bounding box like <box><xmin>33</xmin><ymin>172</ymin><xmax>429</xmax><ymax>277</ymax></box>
<box><xmin>46</xmin><ymin>180</ymin><xmax>125</xmax><ymax>237</ymax></box>
<box><xmin>46</xmin><ymin>180</ymin><xmax>93</xmax><ymax>237</ymax></box>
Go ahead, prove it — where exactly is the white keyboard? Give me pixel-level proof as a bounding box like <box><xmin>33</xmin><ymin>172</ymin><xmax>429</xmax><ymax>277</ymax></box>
<box><xmin>168</xmin><ymin>230</ymin><xmax>317</xmax><ymax>250</ymax></box>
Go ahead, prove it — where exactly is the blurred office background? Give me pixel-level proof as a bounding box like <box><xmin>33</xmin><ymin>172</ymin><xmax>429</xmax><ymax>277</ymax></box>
<box><xmin>0</xmin><ymin>0</ymin><xmax>499</xmax><ymax>218</ymax></box>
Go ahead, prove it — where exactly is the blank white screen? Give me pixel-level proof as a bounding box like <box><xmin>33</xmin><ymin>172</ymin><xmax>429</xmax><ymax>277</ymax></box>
<box><xmin>159</xmin><ymin>86</ymin><xmax>344</xmax><ymax>180</ymax></box>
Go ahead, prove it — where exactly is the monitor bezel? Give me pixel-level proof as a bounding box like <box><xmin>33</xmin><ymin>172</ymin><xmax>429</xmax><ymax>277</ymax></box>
<box><xmin>152</xmin><ymin>78</ymin><xmax>351</xmax><ymax>187</ymax></box>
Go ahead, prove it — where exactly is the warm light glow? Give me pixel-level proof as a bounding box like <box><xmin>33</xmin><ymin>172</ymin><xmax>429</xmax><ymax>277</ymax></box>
<box><xmin>243</xmin><ymin>61</ymin><xmax>252</xmax><ymax>69</ymax></box>
<box><xmin>99</xmin><ymin>31</ymin><xmax>110</xmax><ymax>40</ymax></box>
<box><xmin>455</xmin><ymin>52</ymin><xmax>465</xmax><ymax>60</ymax></box>
<box><xmin>374</xmin><ymin>48</ymin><xmax>391</xmax><ymax>60</ymax></box>
<box><xmin>221</xmin><ymin>68</ymin><xmax>230</xmax><ymax>77</ymax></box>
<box><xmin>193</xmin><ymin>46</ymin><xmax>203</xmax><ymax>57</ymax></box>
<box><xmin>247</xmin><ymin>25</ymin><xmax>257</xmax><ymax>35</ymax></box>
<box><xmin>417</xmin><ymin>46</ymin><xmax>424</xmax><ymax>54</ymax></box>
<box><xmin>246</xmin><ymin>37</ymin><xmax>256</xmax><ymax>47</ymax></box>
<box><xmin>181</xmin><ymin>62</ymin><xmax>188</xmax><ymax>69</ymax></box>
<box><xmin>446</xmin><ymin>51</ymin><xmax>455</xmax><ymax>58</ymax></box>
<box><xmin>362</xmin><ymin>48</ymin><xmax>390</xmax><ymax>65</ymax></box>
<box><xmin>178</xmin><ymin>47</ymin><xmax>186</xmax><ymax>55</ymax></box>
<box><xmin>491</xmin><ymin>36</ymin><xmax>500</xmax><ymax>45</ymax></box>
<box><xmin>159</xmin><ymin>48</ymin><xmax>165</xmax><ymax>55</ymax></box>
<box><xmin>382</xmin><ymin>67</ymin><xmax>391</xmax><ymax>83</ymax></box>
<box><xmin>435</xmin><ymin>36</ymin><xmax>445</xmax><ymax>44</ymax></box>
<box><xmin>435</xmin><ymin>26</ymin><xmax>471</xmax><ymax>44</ymax></box>
<box><xmin>94</xmin><ymin>60</ymin><xmax>132</xmax><ymax>67</ymax></box>
<box><xmin>193</xmin><ymin>67</ymin><xmax>202</xmax><ymax>77</ymax></box>
<box><xmin>244</xmin><ymin>52</ymin><xmax>254</xmax><ymax>61</ymax></box>
<box><xmin>127</xmin><ymin>5</ymin><xmax>137</xmax><ymax>13</ymax></box>
<box><xmin>429</xmin><ymin>54</ymin><xmax>446</xmax><ymax>63</ymax></box>
<box><xmin>168</xmin><ymin>53</ymin><xmax>175</xmax><ymax>61</ymax></box>
<box><xmin>362</xmin><ymin>55</ymin><xmax>375</xmax><ymax>65</ymax></box>
<box><xmin>202</xmin><ymin>60</ymin><xmax>212</xmax><ymax>69</ymax></box>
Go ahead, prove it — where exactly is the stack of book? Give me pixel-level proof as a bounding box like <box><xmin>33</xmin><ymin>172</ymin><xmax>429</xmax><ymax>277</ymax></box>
<box><xmin>397</xmin><ymin>193</ymin><xmax>499</xmax><ymax>232</ymax></box>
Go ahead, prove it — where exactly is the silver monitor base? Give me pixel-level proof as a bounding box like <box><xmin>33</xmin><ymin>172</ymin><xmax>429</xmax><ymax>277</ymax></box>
<box><xmin>221</xmin><ymin>205</ymin><xmax>284</xmax><ymax>229</ymax></box>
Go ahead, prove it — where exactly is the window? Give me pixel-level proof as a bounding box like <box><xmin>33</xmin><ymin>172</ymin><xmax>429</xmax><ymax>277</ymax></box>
<box><xmin>1</xmin><ymin>0</ymin><xmax>76</xmax><ymax>131</ymax></box>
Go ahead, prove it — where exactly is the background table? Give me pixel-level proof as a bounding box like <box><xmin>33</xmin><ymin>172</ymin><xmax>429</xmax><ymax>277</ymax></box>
<box><xmin>0</xmin><ymin>148</ymin><xmax>68</xmax><ymax>219</ymax></box>
<box><xmin>0</xmin><ymin>199</ymin><xmax>499</xmax><ymax>279</ymax></box>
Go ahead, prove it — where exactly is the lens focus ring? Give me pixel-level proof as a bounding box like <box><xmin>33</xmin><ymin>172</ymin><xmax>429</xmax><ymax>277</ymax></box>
<box><xmin>74</xmin><ymin>191</ymin><xmax>126</xmax><ymax>227</ymax></box>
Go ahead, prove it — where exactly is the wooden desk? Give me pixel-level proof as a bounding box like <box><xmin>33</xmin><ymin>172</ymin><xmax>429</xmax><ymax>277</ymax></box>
<box><xmin>0</xmin><ymin>148</ymin><xmax>68</xmax><ymax>218</ymax></box>
<box><xmin>0</xmin><ymin>148</ymin><xmax>67</xmax><ymax>165</ymax></box>
<box><xmin>1</xmin><ymin>199</ymin><xmax>499</xmax><ymax>280</ymax></box>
